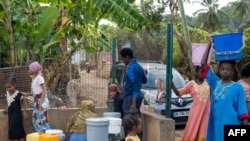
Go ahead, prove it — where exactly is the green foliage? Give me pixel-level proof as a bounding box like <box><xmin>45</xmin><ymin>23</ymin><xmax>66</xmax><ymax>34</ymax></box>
<box><xmin>242</xmin><ymin>27</ymin><xmax>250</xmax><ymax>62</ymax></box>
<box><xmin>127</xmin><ymin>0</ymin><xmax>135</xmax><ymax>3</ymax></box>
<box><xmin>176</xmin><ymin>23</ymin><xmax>209</xmax><ymax>43</ymax></box>
<box><xmin>169</xmin><ymin>39</ymin><xmax>183</xmax><ymax>67</ymax></box>
<box><xmin>232</xmin><ymin>0</ymin><xmax>250</xmax><ymax>21</ymax></box>
<box><xmin>193</xmin><ymin>0</ymin><xmax>228</xmax><ymax>32</ymax></box>
<box><xmin>144</xmin><ymin>0</ymin><xmax>166</xmax><ymax>32</ymax></box>
<box><xmin>189</xmin><ymin>28</ymin><xmax>210</xmax><ymax>43</ymax></box>
<box><xmin>93</xmin><ymin>0</ymin><xmax>148</xmax><ymax>30</ymax></box>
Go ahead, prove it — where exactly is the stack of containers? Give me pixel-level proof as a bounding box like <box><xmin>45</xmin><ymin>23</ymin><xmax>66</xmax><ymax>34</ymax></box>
<box><xmin>103</xmin><ymin>112</ymin><xmax>124</xmax><ymax>141</ymax></box>
<box><xmin>191</xmin><ymin>32</ymin><xmax>243</xmax><ymax>66</ymax></box>
<box><xmin>212</xmin><ymin>32</ymin><xmax>243</xmax><ymax>61</ymax></box>
<box><xmin>45</xmin><ymin>129</ymin><xmax>65</xmax><ymax>141</ymax></box>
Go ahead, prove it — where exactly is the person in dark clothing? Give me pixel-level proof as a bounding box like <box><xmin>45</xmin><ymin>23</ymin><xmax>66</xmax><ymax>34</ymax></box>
<box><xmin>3</xmin><ymin>77</ymin><xmax>27</xmax><ymax>141</ymax></box>
<box><xmin>119</xmin><ymin>48</ymin><xmax>147</xmax><ymax>116</ymax></box>
<box><xmin>107</xmin><ymin>84</ymin><xmax>124</xmax><ymax>118</ymax></box>
<box><xmin>119</xmin><ymin>48</ymin><xmax>147</xmax><ymax>140</ymax></box>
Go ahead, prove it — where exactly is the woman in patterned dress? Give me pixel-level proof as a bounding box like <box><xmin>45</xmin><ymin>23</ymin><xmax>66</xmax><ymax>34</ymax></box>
<box><xmin>3</xmin><ymin>77</ymin><xmax>27</xmax><ymax>141</ymax></box>
<box><xmin>172</xmin><ymin>66</ymin><xmax>210</xmax><ymax>141</ymax></box>
<box><xmin>22</xmin><ymin>61</ymin><xmax>51</xmax><ymax>132</ymax></box>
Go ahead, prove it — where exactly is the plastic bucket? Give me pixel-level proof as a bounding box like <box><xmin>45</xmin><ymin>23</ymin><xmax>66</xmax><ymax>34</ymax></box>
<box><xmin>192</xmin><ymin>43</ymin><xmax>212</xmax><ymax>66</ymax></box>
<box><xmin>212</xmin><ymin>32</ymin><xmax>243</xmax><ymax>61</ymax></box>
<box><xmin>45</xmin><ymin>129</ymin><xmax>65</xmax><ymax>141</ymax></box>
<box><xmin>103</xmin><ymin>112</ymin><xmax>121</xmax><ymax>118</ymax></box>
<box><xmin>26</xmin><ymin>132</ymin><xmax>39</xmax><ymax>141</ymax></box>
<box><xmin>86</xmin><ymin>118</ymin><xmax>109</xmax><ymax>141</ymax></box>
<box><xmin>104</xmin><ymin>117</ymin><xmax>122</xmax><ymax>134</ymax></box>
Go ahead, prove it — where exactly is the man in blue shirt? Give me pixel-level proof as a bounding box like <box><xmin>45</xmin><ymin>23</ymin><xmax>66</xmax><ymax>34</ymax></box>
<box><xmin>119</xmin><ymin>48</ymin><xmax>147</xmax><ymax>116</ymax></box>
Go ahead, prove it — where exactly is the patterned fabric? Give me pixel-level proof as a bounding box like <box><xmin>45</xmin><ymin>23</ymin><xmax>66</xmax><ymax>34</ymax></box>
<box><xmin>6</xmin><ymin>91</ymin><xmax>19</xmax><ymax>106</ymax></box>
<box><xmin>238</xmin><ymin>79</ymin><xmax>250</xmax><ymax>102</ymax></box>
<box><xmin>178</xmin><ymin>80</ymin><xmax>210</xmax><ymax>141</ymax></box>
<box><xmin>32</xmin><ymin>96</ymin><xmax>51</xmax><ymax>132</ymax></box>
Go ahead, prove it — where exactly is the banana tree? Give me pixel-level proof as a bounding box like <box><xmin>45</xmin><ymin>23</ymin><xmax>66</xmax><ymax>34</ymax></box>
<box><xmin>31</xmin><ymin>0</ymin><xmax>149</xmax><ymax>90</ymax></box>
<box><xmin>0</xmin><ymin>0</ymin><xmax>148</xmax><ymax>98</ymax></box>
<box><xmin>0</xmin><ymin>0</ymin><xmax>15</xmax><ymax>66</ymax></box>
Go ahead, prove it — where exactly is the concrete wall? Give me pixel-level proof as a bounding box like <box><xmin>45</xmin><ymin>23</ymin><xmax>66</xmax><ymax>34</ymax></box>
<box><xmin>0</xmin><ymin>108</ymin><xmax>106</xmax><ymax>141</ymax></box>
<box><xmin>0</xmin><ymin>108</ymin><xmax>175</xmax><ymax>141</ymax></box>
<box><xmin>141</xmin><ymin>110</ymin><xmax>175</xmax><ymax>141</ymax></box>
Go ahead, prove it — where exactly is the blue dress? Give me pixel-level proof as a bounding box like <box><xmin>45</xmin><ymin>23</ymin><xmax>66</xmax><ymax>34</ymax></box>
<box><xmin>205</xmin><ymin>68</ymin><xmax>248</xmax><ymax>141</ymax></box>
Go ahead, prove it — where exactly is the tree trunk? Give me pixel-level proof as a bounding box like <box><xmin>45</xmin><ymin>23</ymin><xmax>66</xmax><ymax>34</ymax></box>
<box><xmin>177</xmin><ymin>0</ymin><xmax>195</xmax><ymax>79</ymax></box>
<box><xmin>1</xmin><ymin>0</ymin><xmax>15</xmax><ymax>66</ymax></box>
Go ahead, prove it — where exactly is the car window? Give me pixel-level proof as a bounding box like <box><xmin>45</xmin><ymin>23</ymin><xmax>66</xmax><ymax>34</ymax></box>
<box><xmin>140</xmin><ymin>64</ymin><xmax>185</xmax><ymax>89</ymax></box>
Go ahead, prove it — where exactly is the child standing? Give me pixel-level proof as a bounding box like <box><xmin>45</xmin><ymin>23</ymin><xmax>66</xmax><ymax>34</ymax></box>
<box><xmin>172</xmin><ymin>66</ymin><xmax>210</xmax><ymax>141</ymax></box>
<box><xmin>201</xmin><ymin>39</ymin><xmax>249</xmax><ymax>141</ymax></box>
<box><xmin>22</xmin><ymin>61</ymin><xmax>51</xmax><ymax>132</ymax></box>
<box><xmin>122</xmin><ymin>114</ymin><xmax>142</xmax><ymax>141</ymax></box>
<box><xmin>3</xmin><ymin>77</ymin><xmax>27</xmax><ymax>141</ymax></box>
<box><xmin>238</xmin><ymin>62</ymin><xmax>250</xmax><ymax>118</ymax></box>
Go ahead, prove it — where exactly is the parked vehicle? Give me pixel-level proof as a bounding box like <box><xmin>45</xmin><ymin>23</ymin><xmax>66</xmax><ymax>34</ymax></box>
<box><xmin>108</xmin><ymin>61</ymin><xmax>193</xmax><ymax>125</ymax></box>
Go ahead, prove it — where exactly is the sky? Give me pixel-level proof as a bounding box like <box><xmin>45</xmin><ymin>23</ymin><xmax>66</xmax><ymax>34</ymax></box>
<box><xmin>135</xmin><ymin>0</ymin><xmax>238</xmax><ymax>16</ymax></box>
<box><xmin>100</xmin><ymin>0</ymin><xmax>238</xmax><ymax>25</ymax></box>
<box><xmin>184</xmin><ymin>0</ymin><xmax>238</xmax><ymax>16</ymax></box>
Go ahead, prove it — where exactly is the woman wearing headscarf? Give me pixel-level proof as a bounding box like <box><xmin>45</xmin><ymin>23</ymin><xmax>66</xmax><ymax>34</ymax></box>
<box><xmin>22</xmin><ymin>61</ymin><xmax>51</xmax><ymax>132</ymax></box>
<box><xmin>66</xmin><ymin>100</ymin><xmax>98</xmax><ymax>141</ymax></box>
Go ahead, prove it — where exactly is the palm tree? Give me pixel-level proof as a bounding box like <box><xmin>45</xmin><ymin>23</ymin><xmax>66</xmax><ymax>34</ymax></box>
<box><xmin>193</xmin><ymin>0</ymin><xmax>228</xmax><ymax>33</ymax></box>
<box><xmin>177</xmin><ymin>0</ymin><xmax>195</xmax><ymax>79</ymax></box>
<box><xmin>232</xmin><ymin>0</ymin><xmax>250</xmax><ymax>21</ymax></box>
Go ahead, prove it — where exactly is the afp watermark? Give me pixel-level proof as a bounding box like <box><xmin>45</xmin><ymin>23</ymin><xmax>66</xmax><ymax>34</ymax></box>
<box><xmin>224</xmin><ymin>125</ymin><xmax>250</xmax><ymax>141</ymax></box>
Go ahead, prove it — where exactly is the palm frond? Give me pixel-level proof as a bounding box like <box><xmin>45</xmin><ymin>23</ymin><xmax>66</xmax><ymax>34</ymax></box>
<box><xmin>93</xmin><ymin>0</ymin><xmax>148</xmax><ymax>30</ymax></box>
<box><xmin>232</xmin><ymin>1</ymin><xmax>250</xmax><ymax>20</ymax></box>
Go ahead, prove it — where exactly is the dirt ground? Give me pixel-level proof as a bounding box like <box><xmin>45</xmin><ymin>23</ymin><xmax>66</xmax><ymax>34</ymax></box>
<box><xmin>74</xmin><ymin>69</ymin><xmax>108</xmax><ymax>108</ymax></box>
<box><xmin>75</xmin><ymin>69</ymin><xmax>184</xmax><ymax>141</ymax></box>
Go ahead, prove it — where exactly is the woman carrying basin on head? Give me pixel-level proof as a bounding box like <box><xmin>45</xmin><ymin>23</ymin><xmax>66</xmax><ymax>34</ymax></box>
<box><xmin>172</xmin><ymin>66</ymin><xmax>210</xmax><ymax>141</ymax></box>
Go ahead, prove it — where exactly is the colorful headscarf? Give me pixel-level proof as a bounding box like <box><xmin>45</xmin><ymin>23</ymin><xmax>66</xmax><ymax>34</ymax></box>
<box><xmin>29</xmin><ymin>61</ymin><xmax>43</xmax><ymax>75</ymax></box>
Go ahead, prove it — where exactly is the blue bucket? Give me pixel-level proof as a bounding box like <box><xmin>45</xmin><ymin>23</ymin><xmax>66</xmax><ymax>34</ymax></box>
<box><xmin>212</xmin><ymin>32</ymin><xmax>243</xmax><ymax>61</ymax></box>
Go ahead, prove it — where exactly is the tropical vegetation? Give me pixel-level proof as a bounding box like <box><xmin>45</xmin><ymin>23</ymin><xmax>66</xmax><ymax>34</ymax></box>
<box><xmin>0</xmin><ymin>0</ymin><xmax>250</xmax><ymax>98</ymax></box>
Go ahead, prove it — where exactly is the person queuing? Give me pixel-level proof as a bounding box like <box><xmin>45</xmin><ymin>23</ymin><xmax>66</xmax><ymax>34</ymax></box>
<box><xmin>200</xmin><ymin>37</ymin><xmax>249</xmax><ymax>141</ymax></box>
<box><xmin>172</xmin><ymin>66</ymin><xmax>210</xmax><ymax>141</ymax></box>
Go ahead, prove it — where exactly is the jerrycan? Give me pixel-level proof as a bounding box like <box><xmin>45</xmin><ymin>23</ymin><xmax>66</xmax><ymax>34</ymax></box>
<box><xmin>39</xmin><ymin>133</ymin><xmax>60</xmax><ymax>141</ymax></box>
<box><xmin>26</xmin><ymin>132</ymin><xmax>40</xmax><ymax>141</ymax></box>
